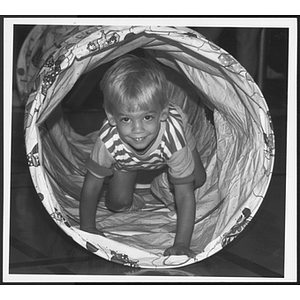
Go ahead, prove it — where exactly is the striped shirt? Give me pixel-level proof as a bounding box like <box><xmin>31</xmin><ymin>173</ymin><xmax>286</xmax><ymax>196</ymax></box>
<box><xmin>86</xmin><ymin>103</ymin><xmax>196</xmax><ymax>184</ymax></box>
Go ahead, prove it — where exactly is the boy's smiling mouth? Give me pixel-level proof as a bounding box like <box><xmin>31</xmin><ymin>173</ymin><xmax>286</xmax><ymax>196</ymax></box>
<box><xmin>128</xmin><ymin>135</ymin><xmax>154</xmax><ymax>153</ymax></box>
<box><xmin>133</xmin><ymin>137</ymin><xmax>145</xmax><ymax>142</ymax></box>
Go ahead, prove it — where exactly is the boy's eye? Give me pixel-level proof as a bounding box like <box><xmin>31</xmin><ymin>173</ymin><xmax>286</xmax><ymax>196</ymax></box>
<box><xmin>144</xmin><ymin>115</ymin><xmax>154</xmax><ymax>121</ymax></box>
<box><xmin>121</xmin><ymin>117</ymin><xmax>130</xmax><ymax>123</ymax></box>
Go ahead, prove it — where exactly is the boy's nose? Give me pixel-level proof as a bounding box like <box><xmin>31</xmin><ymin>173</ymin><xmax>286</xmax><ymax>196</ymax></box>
<box><xmin>132</xmin><ymin>121</ymin><xmax>145</xmax><ymax>134</ymax></box>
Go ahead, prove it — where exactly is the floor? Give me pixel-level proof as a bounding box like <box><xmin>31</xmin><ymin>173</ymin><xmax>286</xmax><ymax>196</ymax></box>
<box><xmin>5</xmin><ymin>28</ymin><xmax>292</xmax><ymax>282</ymax></box>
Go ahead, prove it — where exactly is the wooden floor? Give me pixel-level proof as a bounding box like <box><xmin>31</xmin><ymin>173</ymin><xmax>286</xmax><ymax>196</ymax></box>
<box><xmin>6</xmin><ymin>76</ymin><xmax>289</xmax><ymax>281</ymax></box>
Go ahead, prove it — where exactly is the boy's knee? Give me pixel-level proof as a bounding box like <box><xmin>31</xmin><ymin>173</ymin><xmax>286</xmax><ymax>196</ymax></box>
<box><xmin>105</xmin><ymin>195</ymin><xmax>132</xmax><ymax>212</ymax></box>
<box><xmin>108</xmin><ymin>204</ymin><xmax>131</xmax><ymax>212</ymax></box>
<box><xmin>195</xmin><ymin>172</ymin><xmax>206</xmax><ymax>189</ymax></box>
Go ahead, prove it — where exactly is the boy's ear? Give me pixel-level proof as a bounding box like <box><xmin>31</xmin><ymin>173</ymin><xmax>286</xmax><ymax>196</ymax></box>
<box><xmin>105</xmin><ymin>111</ymin><xmax>117</xmax><ymax>126</ymax></box>
<box><xmin>160</xmin><ymin>106</ymin><xmax>169</xmax><ymax>122</ymax></box>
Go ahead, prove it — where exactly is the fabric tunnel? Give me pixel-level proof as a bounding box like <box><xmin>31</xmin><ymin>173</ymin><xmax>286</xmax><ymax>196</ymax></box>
<box><xmin>17</xmin><ymin>25</ymin><xmax>275</xmax><ymax>269</ymax></box>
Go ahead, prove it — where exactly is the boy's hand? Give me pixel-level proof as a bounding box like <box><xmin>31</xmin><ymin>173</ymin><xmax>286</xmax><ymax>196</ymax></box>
<box><xmin>81</xmin><ymin>227</ymin><xmax>106</xmax><ymax>237</ymax></box>
<box><xmin>164</xmin><ymin>244</ymin><xmax>196</xmax><ymax>258</ymax></box>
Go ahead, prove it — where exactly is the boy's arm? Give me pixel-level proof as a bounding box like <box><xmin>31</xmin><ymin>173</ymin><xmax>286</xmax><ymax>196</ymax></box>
<box><xmin>80</xmin><ymin>171</ymin><xmax>105</xmax><ymax>235</ymax></box>
<box><xmin>164</xmin><ymin>182</ymin><xmax>196</xmax><ymax>257</ymax></box>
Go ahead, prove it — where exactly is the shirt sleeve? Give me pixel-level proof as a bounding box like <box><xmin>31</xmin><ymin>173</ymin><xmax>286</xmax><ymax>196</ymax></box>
<box><xmin>85</xmin><ymin>137</ymin><xmax>115</xmax><ymax>178</ymax></box>
<box><xmin>167</xmin><ymin>145</ymin><xmax>195</xmax><ymax>185</ymax></box>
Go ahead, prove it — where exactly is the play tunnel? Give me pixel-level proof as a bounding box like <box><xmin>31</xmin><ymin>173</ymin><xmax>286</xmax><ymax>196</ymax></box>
<box><xmin>16</xmin><ymin>25</ymin><xmax>275</xmax><ymax>268</ymax></box>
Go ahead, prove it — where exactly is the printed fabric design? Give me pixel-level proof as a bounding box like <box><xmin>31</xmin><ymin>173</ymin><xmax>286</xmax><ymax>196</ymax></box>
<box><xmin>221</xmin><ymin>208</ymin><xmax>252</xmax><ymax>247</ymax></box>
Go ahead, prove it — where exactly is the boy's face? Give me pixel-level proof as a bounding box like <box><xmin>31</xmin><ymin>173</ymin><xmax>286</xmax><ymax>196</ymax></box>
<box><xmin>106</xmin><ymin>101</ymin><xmax>168</xmax><ymax>152</ymax></box>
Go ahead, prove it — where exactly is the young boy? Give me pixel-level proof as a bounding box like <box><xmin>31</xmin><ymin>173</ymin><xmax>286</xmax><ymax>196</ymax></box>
<box><xmin>80</xmin><ymin>55</ymin><xmax>206</xmax><ymax>258</ymax></box>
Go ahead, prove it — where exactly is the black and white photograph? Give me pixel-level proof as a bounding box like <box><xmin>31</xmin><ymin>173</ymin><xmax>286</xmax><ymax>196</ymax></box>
<box><xmin>2</xmin><ymin>16</ymin><xmax>297</xmax><ymax>285</ymax></box>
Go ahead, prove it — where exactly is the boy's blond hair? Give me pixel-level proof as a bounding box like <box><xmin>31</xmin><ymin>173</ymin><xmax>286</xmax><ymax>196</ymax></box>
<box><xmin>101</xmin><ymin>55</ymin><xmax>169</xmax><ymax>113</ymax></box>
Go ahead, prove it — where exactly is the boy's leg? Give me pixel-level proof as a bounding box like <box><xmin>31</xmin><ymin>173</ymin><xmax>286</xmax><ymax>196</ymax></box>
<box><xmin>150</xmin><ymin>172</ymin><xmax>176</xmax><ymax>211</ymax></box>
<box><xmin>192</xmin><ymin>148</ymin><xmax>206</xmax><ymax>189</ymax></box>
<box><xmin>105</xmin><ymin>169</ymin><xmax>139</xmax><ymax>212</ymax></box>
